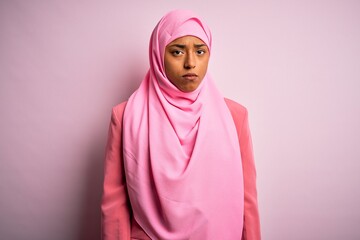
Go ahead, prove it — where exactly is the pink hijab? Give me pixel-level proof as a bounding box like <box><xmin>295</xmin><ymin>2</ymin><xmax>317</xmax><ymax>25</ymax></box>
<box><xmin>123</xmin><ymin>10</ymin><xmax>244</xmax><ymax>239</ymax></box>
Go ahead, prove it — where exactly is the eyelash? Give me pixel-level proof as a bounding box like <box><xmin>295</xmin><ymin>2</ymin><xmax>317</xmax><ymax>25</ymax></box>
<box><xmin>171</xmin><ymin>50</ymin><xmax>184</xmax><ymax>56</ymax></box>
<box><xmin>171</xmin><ymin>49</ymin><xmax>206</xmax><ymax>56</ymax></box>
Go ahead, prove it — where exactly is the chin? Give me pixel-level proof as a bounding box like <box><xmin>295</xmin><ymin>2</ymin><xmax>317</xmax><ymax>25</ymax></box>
<box><xmin>182</xmin><ymin>88</ymin><xmax>197</xmax><ymax>93</ymax></box>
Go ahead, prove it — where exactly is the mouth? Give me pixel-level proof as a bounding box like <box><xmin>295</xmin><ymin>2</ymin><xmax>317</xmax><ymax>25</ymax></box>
<box><xmin>182</xmin><ymin>73</ymin><xmax>198</xmax><ymax>81</ymax></box>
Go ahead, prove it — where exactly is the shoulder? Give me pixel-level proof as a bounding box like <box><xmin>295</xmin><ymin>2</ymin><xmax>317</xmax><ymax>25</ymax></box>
<box><xmin>111</xmin><ymin>101</ymin><xmax>128</xmax><ymax>123</ymax></box>
<box><xmin>224</xmin><ymin>98</ymin><xmax>251</xmax><ymax>138</ymax></box>
<box><xmin>224</xmin><ymin>98</ymin><xmax>248</xmax><ymax>118</ymax></box>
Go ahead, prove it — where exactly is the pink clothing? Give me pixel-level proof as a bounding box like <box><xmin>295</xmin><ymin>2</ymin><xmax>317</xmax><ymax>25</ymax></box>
<box><xmin>122</xmin><ymin>10</ymin><xmax>244</xmax><ymax>239</ymax></box>
<box><xmin>101</xmin><ymin>99</ymin><xmax>261</xmax><ymax>240</ymax></box>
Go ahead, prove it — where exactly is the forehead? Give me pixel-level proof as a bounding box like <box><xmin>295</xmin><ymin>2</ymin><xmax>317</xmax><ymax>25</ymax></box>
<box><xmin>166</xmin><ymin>35</ymin><xmax>207</xmax><ymax>47</ymax></box>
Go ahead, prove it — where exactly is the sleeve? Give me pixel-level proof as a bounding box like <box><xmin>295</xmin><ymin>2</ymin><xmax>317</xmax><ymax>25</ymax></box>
<box><xmin>101</xmin><ymin>104</ymin><xmax>131</xmax><ymax>240</ymax></box>
<box><xmin>239</xmin><ymin>108</ymin><xmax>261</xmax><ymax>240</ymax></box>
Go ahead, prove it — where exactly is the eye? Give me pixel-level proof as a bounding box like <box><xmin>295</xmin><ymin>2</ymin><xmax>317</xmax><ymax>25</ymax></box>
<box><xmin>196</xmin><ymin>49</ymin><xmax>206</xmax><ymax>55</ymax></box>
<box><xmin>171</xmin><ymin>50</ymin><xmax>184</xmax><ymax>56</ymax></box>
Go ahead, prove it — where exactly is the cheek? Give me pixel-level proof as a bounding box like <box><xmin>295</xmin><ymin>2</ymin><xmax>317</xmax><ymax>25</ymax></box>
<box><xmin>200</xmin><ymin>59</ymin><xmax>209</xmax><ymax>77</ymax></box>
<box><xmin>165</xmin><ymin>64</ymin><xmax>179</xmax><ymax>83</ymax></box>
<box><xmin>164</xmin><ymin>59</ymin><xmax>173</xmax><ymax>77</ymax></box>
<box><xmin>166</xmin><ymin>61</ymin><xmax>181</xmax><ymax>76</ymax></box>
<box><xmin>165</xmin><ymin>63</ymin><xmax>175</xmax><ymax>77</ymax></box>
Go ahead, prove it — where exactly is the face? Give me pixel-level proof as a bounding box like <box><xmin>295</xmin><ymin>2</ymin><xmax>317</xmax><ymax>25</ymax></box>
<box><xmin>164</xmin><ymin>36</ymin><xmax>210</xmax><ymax>92</ymax></box>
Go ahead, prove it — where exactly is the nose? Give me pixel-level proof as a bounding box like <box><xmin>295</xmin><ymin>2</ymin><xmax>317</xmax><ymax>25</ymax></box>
<box><xmin>184</xmin><ymin>52</ymin><xmax>196</xmax><ymax>69</ymax></box>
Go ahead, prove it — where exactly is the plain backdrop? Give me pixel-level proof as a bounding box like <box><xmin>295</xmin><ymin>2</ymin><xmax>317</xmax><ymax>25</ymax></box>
<box><xmin>1</xmin><ymin>1</ymin><xmax>359</xmax><ymax>239</ymax></box>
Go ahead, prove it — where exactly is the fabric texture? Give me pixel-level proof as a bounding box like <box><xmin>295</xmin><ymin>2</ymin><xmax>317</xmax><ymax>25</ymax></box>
<box><xmin>101</xmin><ymin>99</ymin><xmax>261</xmax><ymax>240</ymax></box>
<box><xmin>121</xmin><ymin>9</ymin><xmax>245</xmax><ymax>239</ymax></box>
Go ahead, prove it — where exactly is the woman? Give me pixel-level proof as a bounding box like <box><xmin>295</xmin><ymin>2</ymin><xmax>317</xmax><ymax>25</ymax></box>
<box><xmin>101</xmin><ymin>10</ymin><xmax>261</xmax><ymax>240</ymax></box>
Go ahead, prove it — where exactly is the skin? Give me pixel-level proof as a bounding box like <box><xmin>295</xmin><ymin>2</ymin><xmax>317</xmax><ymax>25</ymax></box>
<box><xmin>164</xmin><ymin>36</ymin><xmax>210</xmax><ymax>92</ymax></box>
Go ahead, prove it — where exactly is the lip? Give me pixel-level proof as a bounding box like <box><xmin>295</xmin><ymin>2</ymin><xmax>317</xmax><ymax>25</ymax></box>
<box><xmin>182</xmin><ymin>73</ymin><xmax>198</xmax><ymax>81</ymax></box>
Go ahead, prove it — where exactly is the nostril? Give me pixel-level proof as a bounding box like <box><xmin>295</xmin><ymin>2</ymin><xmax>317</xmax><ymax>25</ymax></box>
<box><xmin>184</xmin><ymin>63</ymin><xmax>195</xmax><ymax>69</ymax></box>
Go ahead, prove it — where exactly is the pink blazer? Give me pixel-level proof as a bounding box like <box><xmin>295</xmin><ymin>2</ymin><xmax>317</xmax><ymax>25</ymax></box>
<box><xmin>101</xmin><ymin>98</ymin><xmax>261</xmax><ymax>240</ymax></box>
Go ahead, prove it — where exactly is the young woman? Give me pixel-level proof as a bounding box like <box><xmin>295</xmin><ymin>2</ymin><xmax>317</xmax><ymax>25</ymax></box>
<box><xmin>101</xmin><ymin>9</ymin><xmax>261</xmax><ymax>240</ymax></box>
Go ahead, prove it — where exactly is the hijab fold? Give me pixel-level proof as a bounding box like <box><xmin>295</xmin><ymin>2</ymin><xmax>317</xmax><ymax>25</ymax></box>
<box><xmin>123</xmin><ymin>10</ymin><xmax>244</xmax><ymax>239</ymax></box>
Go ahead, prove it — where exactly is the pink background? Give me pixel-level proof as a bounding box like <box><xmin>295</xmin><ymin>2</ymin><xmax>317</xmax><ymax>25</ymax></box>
<box><xmin>1</xmin><ymin>1</ymin><xmax>359</xmax><ymax>239</ymax></box>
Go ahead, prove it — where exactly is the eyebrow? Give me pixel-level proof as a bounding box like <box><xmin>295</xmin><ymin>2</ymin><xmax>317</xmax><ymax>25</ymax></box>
<box><xmin>168</xmin><ymin>43</ymin><xmax>207</xmax><ymax>48</ymax></box>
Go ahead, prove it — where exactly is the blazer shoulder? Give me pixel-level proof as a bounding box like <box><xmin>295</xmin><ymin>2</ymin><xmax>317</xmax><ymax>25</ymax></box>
<box><xmin>224</xmin><ymin>98</ymin><xmax>248</xmax><ymax>117</ymax></box>
<box><xmin>111</xmin><ymin>101</ymin><xmax>128</xmax><ymax>123</ymax></box>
